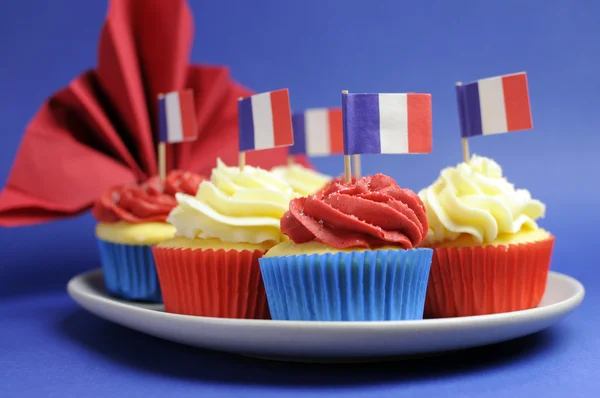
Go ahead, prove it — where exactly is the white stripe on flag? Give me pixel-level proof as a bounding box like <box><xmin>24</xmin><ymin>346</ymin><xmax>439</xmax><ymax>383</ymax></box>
<box><xmin>251</xmin><ymin>93</ymin><xmax>274</xmax><ymax>150</ymax></box>
<box><xmin>305</xmin><ymin>109</ymin><xmax>330</xmax><ymax>156</ymax></box>
<box><xmin>478</xmin><ymin>76</ymin><xmax>507</xmax><ymax>135</ymax></box>
<box><xmin>165</xmin><ymin>93</ymin><xmax>184</xmax><ymax>142</ymax></box>
<box><xmin>379</xmin><ymin>94</ymin><xmax>408</xmax><ymax>153</ymax></box>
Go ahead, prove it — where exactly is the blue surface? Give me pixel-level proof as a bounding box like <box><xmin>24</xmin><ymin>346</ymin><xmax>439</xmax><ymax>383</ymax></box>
<box><xmin>1</xmin><ymin>0</ymin><xmax>599</xmax><ymax>396</ymax></box>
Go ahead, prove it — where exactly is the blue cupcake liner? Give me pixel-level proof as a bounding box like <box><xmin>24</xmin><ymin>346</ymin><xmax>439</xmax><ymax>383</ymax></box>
<box><xmin>97</xmin><ymin>239</ymin><xmax>162</xmax><ymax>302</ymax></box>
<box><xmin>259</xmin><ymin>248</ymin><xmax>433</xmax><ymax>321</ymax></box>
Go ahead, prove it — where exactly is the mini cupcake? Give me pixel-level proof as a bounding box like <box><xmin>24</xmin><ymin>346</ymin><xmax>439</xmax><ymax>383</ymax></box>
<box><xmin>152</xmin><ymin>159</ymin><xmax>298</xmax><ymax>319</ymax></box>
<box><xmin>259</xmin><ymin>174</ymin><xmax>433</xmax><ymax>321</ymax></box>
<box><xmin>419</xmin><ymin>155</ymin><xmax>553</xmax><ymax>318</ymax></box>
<box><xmin>271</xmin><ymin>163</ymin><xmax>331</xmax><ymax>195</ymax></box>
<box><xmin>93</xmin><ymin>171</ymin><xmax>204</xmax><ymax>302</ymax></box>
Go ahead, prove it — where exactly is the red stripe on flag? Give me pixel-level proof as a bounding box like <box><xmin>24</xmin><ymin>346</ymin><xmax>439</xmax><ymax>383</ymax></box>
<box><xmin>328</xmin><ymin>109</ymin><xmax>344</xmax><ymax>154</ymax></box>
<box><xmin>179</xmin><ymin>89</ymin><xmax>197</xmax><ymax>141</ymax></box>
<box><xmin>270</xmin><ymin>89</ymin><xmax>294</xmax><ymax>147</ymax></box>
<box><xmin>407</xmin><ymin>94</ymin><xmax>432</xmax><ymax>153</ymax></box>
<box><xmin>502</xmin><ymin>73</ymin><xmax>532</xmax><ymax>132</ymax></box>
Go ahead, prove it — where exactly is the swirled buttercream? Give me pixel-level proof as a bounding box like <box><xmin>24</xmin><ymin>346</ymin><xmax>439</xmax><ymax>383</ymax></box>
<box><xmin>167</xmin><ymin>159</ymin><xmax>298</xmax><ymax>244</ymax></box>
<box><xmin>271</xmin><ymin>164</ymin><xmax>331</xmax><ymax>195</ymax></box>
<box><xmin>281</xmin><ymin>174</ymin><xmax>428</xmax><ymax>249</ymax></box>
<box><xmin>418</xmin><ymin>155</ymin><xmax>545</xmax><ymax>245</ymax></box>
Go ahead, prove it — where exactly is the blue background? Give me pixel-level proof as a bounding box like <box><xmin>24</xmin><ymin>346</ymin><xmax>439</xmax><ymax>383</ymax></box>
<box><xmin>1</xmin><ymin>0</ymin><xmax>599</xmax><ymax>396</ymax></box>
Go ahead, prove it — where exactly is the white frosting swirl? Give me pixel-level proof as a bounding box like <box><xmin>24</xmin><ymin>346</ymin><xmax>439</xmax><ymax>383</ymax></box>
<box><xmin>167</xmin><ymin>159</ymin><xmax>299</xmax><ymax>244</ymax></box>
<box><xmin>418</xmin><ymin>155</ymin><xmax>546</xmax><ymax>244</ymax></box>
<box><xmin>271</xmin><ymin>164</ymin><xmax>331</xmax><ymax>195</ymax></box>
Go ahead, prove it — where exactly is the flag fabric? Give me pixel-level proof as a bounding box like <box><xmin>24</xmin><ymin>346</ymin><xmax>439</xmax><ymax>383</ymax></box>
<box><xmin>238</xmin><ymin>89</ymin><xmax>294</xmax><ymax>152</ymax></box>
<box><xmin>290</xmin><ymin>108</ymin><xmax>343</xmax><ymax>156</ymax></box>
<box><xmin>456</xmin><ymin>72</ymin><xmax>532</xmax><ymax>138</ymax></box>
<box><xmin>158</xmin><ymin>89</ymin><xmax>197</xmax><ymax>143</ymax></box>
<box><xmin>342</xmin><ymin>93</ymin><xmax>432</xmax><ymax>155</ymax></box>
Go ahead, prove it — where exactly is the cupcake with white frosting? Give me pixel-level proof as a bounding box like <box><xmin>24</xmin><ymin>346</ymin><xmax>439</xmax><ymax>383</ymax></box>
<box><xmin>152</xmin><ymin>159</ymin><xmax>298</xmax><ymax>319</ymax></box>
<box><xmin>419</xmin><ymin>155</ymin><xmax>554</xmax><ymax>317</ymax></box>
<box><xmin>271</xmin><ymin>163</ymin><xmax>331</xmax><ymax>195</ymax></box>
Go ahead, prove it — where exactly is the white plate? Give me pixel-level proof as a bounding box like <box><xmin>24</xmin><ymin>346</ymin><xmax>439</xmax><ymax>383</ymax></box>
<box><xmin>67</xmin><ymin>269</ymin><xmax>584</xmax><ymax>362</ymax></box>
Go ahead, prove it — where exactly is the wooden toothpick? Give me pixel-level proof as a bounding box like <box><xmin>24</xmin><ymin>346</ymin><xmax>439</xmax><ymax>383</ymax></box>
<box><xmin>456</xmin><ymin>82</ymin><xmax>470</xmax><ymax>163</ymax></box>
<box><xmin>238</xmin><ymin>96</ymin><xmax>246</xmax><ymax>170</ymax></box>
<box><xmin>342</xmin><ymin>90</ymin><xmax>352</xmax><ymax>182</ymax></box>
<box><xmin>157</xmin><ymin>93</ymin><xmax>167</xmax><ymax>181</ymax></box>
<box><xmin>352</xmin><ymin>154</ymin><xmax>361</xmax><ymax>180</ymax></box>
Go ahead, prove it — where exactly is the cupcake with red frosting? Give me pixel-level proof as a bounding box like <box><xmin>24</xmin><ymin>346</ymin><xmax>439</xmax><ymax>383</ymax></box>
<box><xmin>92</xmin><ymin>171</ymin><xmax>205</xmax><ymax>302</ymax></box>
<box><xmin>259</xmin><ymin>174</ymin><xmax>433</xmax><ymax>321</ymax></box>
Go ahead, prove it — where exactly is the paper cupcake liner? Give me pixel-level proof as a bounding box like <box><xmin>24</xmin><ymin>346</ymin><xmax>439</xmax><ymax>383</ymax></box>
<box><xmin>97</xmin><ymin>239</ymin><xmax>162</xmax><ymax>302</ymax></box>
<box><xmin>259</xmin><ymin>248</ymin><xmax>433</xmax><ymax>321</ymax></box>
<box><xmin>152</xmin><ymin>246</ymin><xmax>270</xmax><ymax>319</ymax></box>
<box><xmin>424</xmin><ymin>237</ymin><xmax>555</xmax><ymax>318</ymax></box>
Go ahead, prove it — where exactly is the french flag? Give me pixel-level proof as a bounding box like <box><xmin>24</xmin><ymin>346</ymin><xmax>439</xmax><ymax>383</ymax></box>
<box><xmin>342</xmin><ymin>93</ymin><xmax>432</xmax><ymax>155</ymax></box>
<box><xmin>457</xmin><ymin>72</ymin><xmax>532</xmax><ymax>137</ymax></box>
<box><xmin>290</xmin><ymin>108</ymin><xmax>343</xmax><ymax>156</ymax></box>
<box><xmin>238</xmin><ymin>89</ymin><xmax>294</xmax><ymax>151</ymax></box>
<box><xmin>158</xmin><ymin>89</ymin><xmax>197</xmax><ymax>143</ymax></box>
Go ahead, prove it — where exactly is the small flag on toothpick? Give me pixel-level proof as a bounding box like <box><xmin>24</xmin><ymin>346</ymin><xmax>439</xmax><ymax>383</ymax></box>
<box><xmin>342</xmin><ymin>93</ymin><xmax>432</xmax><ymax>155</ymax></box>
<box><xmin>237</xmin><ymin>89</ymin><xmax>294</xmax><ymax>169</ymax></box>
<box><xmin>456</xmin><ymin>71</ymin><xmax>532</xmax><ymax>162</ymax></box>
<box><xmin>157</xmin><ymin>89</ymin><xmax>197</xmax><ymax>182</ymax></box>
<box><xmin>457</xmin><ymin>72</ymin><xmax>532</xmax><ymax>138</ymax></box>
<box><xmin>158</xmin><ymin>89</ymin><xmax>197</xmax><ymax>143</ymax></box>
<box><xmin>290</xmin><ymin>108</ymin><xmax>343</xmax><ymax>156</ymax></box>
<box><xmin>238</xmin><ymin>89</ymin><xmax>294</xmax><ymax>152</ymax></box>
<box><xmin>340</xmin><ymin>91</ymin><xmax>432</xmax><ymax>183</ymax></box>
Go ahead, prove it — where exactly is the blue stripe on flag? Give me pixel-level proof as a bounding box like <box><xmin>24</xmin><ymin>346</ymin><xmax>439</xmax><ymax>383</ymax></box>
<box><xmin>342</xmin><ymin>93</ymin><xmax>381</xmax><ymax>155</ymax></box>
<box><xmin>289</xmin><ymin>113</ymin><xmax>307</xmax><ymax>155</ymax></box>
<box><xmin>461</xmin><ymin>83</ymin><xmax>483</xmax><ymax>137</ymax></box>
<box><xmin>238</xmin><ymin>98</ymin><xmax>255</xmax><ymax>151</ymax></box>
<box><xmin>158</xmin><ymin>97</ymin><xmax>168</xmax><ymax>143</ymax></box>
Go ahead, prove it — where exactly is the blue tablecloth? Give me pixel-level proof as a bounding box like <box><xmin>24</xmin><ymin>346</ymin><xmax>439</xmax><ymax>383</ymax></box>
<box><xmin>1</xmin><ymin>213</ymin><xmax>598</xmax><ymax>397</ymax></box>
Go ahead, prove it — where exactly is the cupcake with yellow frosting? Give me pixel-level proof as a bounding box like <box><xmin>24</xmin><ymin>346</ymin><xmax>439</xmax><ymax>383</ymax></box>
<box><xmin>271</xmin><ymin>163</ymin><xmax>331</xmax><ymax>195</ymax></box>
<box><xmin>259</xmin><ymin>174</ymin><xmax>433</xmax><ymax>321</ymax></box>
<box><xmin>418</xmin><ymin>155</ymin><xmax>554</xmax><ymax>318</ymax></box>
<box><xmin>152</xmin><ymin>159</ymin><xmax>298</xmax><ymax>319</ymax></box>
<box><xmin>92</xmin><ymin>171</ymin><xmax>205</xmax><ymax>302</ymax></box>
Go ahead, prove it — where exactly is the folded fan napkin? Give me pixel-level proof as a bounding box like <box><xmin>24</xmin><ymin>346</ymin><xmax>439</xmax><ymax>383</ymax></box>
<box><xmin>0</xmin><ymin>0</ymin><xmax>307</xmax><ymax>227</ymax></box>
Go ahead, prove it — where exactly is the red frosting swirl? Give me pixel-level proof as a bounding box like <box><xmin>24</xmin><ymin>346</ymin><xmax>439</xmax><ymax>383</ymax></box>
<box><xmin>281</xmin><ymin>174</ymin><xmax>428</xmax><ymax>249</ymax></box>
<box><xmin>92</xmin><ymin>171</ymin><xmax>205</xmax><ymax>223</ymax></box>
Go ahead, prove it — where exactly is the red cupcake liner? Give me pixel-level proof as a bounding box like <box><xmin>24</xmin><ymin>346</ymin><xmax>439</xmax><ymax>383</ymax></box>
<box><xmin>424</xmin><ymin>236</ymin><xmax>555</xmax><ymax>318</ymax></box>
<box><xmin>152</xmin><ymin>246</ymin><xmax>270</xmax><ymax>319</ymax></box>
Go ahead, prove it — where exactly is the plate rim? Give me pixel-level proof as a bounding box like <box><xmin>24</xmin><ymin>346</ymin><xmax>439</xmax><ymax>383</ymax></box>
<box><xmin>67</xmin><ymin>269</ymin><xmax>585</xmax><ymax>330</ymax></box>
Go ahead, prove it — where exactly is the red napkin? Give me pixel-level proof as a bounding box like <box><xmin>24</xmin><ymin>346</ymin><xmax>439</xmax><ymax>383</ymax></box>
<box><xmin>0</xmin><ymin>0</ymin><xmax>308</xmax><ymax>227</ymax></box>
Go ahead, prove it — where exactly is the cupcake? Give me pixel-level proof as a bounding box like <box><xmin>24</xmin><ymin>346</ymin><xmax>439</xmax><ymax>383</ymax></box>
<box><xmin>152</xmin><ymin>159</ymin><xmax>298</xmax><ymax>319</ymax></box>
<box><xmin>271</xmin><ymin>163</ymin><xmax>331</xmax><ymax>195</ymax></box>
<box><xmin>419</xmin><ymin>155</ymin><xmax>553</xmax><ymax>317</ymax></box>
<box><xmin>259</xmin><ymin>174</ymin><xmax>434</xmax><ymax>321</ymax></box>
<box><xmin>92</xmin><ymin>171</ymin><xmax>205</xmax><ymax>302</ymax></box>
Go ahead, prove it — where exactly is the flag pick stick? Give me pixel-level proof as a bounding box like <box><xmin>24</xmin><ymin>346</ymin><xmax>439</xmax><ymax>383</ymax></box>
<box><xmin>287</xmin><ymin>155</ymin><xmax>294</xmax><ymax>166</ymax></box>
<box><xmin>157</xmin><ymin>93</ymin><xmax>167</xmax><ymax>182</ymax></box>
<box><xmin>158</xmin><ymin>142</ymin><xmax>167</xmax><ymax>181</ymax></box>
<box><xmin>352</xmin><ymin>154</ymin><xmax>361</xmax><ymax>179</ymax></box>
<box><xmin>342</xmin><ymin>90</ymin><xmax>352</xmax><ymax>182</ymax></box>
<box><xmin>461</xmin><ymin>135</ymin><xmax>470</xmax><ymax>163</ymax></box>
<box><xmin>456</xmin><ymin>82</ymin><xmax>470</xmax><ymax>162</ymax></box>
<box><xmin>237</xmin><ymin>96</ymin><xmax>246</xmax><ymax>170</ymax></box>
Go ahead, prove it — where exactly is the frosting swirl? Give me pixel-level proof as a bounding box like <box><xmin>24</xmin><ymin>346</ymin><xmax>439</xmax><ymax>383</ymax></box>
<box><xmin>281</xmin><ymin>174</ymin><xmax>428</xmax><ymax>249</ymax></box>
<box><xmin>418</xmin><ymin>155</ymin><xmax>546</xmax><ymax>245</ymax></box>
<box><xmin>167</xmin><ymin>159</ymin><xmax>299</xmax><ymax>244</ymax></box>
<box><xmin>271</xmin><ymin>164</ymin><xmax>331</xmax><ymax>195</ymax></box>
<box><xmin>93</xmin><ymin>171</ymin><xmax>205</xmax><ymax>223</ymax></box>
